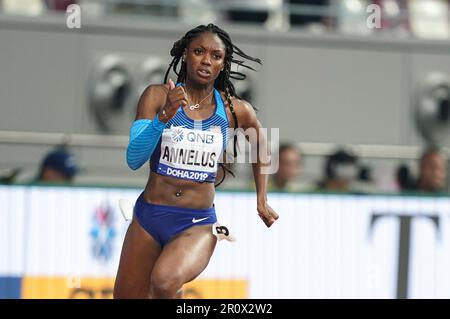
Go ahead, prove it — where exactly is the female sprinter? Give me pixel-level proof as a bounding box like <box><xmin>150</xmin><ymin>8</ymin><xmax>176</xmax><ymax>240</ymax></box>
<box><xmin>114</xmin><ymin>24</ymin><xmax>279</xmax><ymax>299</ymax></box>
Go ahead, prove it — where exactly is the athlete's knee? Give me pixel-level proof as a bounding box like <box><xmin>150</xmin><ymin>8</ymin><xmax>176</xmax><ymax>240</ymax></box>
<box><xmin>150</xmin><ymin>271</ymin><xmax>183</xmax><ymax>299</ymax></box>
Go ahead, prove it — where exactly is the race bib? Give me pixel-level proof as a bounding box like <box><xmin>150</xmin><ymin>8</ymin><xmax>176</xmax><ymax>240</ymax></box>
<box><xmin>157</xmin><ymin>126</ymin><xmax>223</xmax><ymax>182</ymax></box>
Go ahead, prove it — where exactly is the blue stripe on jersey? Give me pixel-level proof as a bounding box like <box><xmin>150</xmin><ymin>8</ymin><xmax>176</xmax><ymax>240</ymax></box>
<box><xmin>150</xmin><ymin>85</ymin><xmax>230</xmax><ymax>175</ymax></box>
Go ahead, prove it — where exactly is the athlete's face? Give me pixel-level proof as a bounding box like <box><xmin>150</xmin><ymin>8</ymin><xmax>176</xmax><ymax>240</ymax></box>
<box><xmin>184</xmin><ymin>32</ymin><xmax>226</xmax><ymax>85</ymax></box>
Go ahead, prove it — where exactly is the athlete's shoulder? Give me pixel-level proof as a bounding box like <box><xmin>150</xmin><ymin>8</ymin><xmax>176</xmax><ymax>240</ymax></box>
<box><xmin>218</xmin><ymin>92</ymin><xmax>258</xmax><ymax>128</ymax></box>
<box><xmin>231</xmin><ymin>97</ymin><xmax>254</xmax><ymax>113</ymax></box>
<box><xmin>141</xmin><ymin>83</ymin><xmax>169</xmax><ymax>99</ymax></box>
<box><xmin>219</xmin><ymin>92</ymin><xmax>254</xmax><ymax>113</ymax></box>
<box><xmin>230</xmin><ymin>97</ymin><xmax>257</xmax><ymax>129</ymax></box>
<box><xmin>135</xmin><ymin>83</ymin><xmax>169</xmax><ymax>120</ymax></box>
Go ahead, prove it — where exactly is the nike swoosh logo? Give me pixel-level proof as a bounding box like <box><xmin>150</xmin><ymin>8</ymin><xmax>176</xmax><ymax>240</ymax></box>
<box><xmin>192</xmin><ymin>217</ymin><xmax>209</xmax><ymax>223</ymax></box>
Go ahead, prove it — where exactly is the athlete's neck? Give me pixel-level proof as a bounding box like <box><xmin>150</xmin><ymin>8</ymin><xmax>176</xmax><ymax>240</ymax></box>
<box><xmin>184</xmin><ymin>79</ymin><xmax>215</xmax><ymax>104</ymax></box>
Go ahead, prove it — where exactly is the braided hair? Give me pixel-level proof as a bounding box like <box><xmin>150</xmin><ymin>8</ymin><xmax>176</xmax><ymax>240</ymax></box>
<box><xmin>164</xmin><ymin>24</ymin><xmax>262</xmax><ymax>187</ymax></box>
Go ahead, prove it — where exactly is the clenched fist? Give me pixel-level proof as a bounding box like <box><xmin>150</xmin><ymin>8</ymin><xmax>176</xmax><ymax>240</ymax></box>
<box><xmin>159</xmin><ymin>79</ymin><xmax>188</xmax><ymax>122</ymax></box>
<box><xmin>257</xmin><ymin>202</ymin><xmax>279</xmax><ymax>228</ymax></box>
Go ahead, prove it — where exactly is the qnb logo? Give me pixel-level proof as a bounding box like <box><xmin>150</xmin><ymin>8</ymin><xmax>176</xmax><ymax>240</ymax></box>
<box><xmin>90</xmin><ymin>204</ymin><xmax>116</xmax><ymax>263</ymax></box>
<box><xmin>66</xmin><ymin>4</ymin><xmax>81</xmax><ymax>29</ymax></box>
<box><xmin>187</xmin><ymin>131</ymin><xmax>214</xmax><ymax>144</ymax></box>
<box><xmin>171</xmin><ymin>128</ymin><xmax>184</xmax><ymax>143</ymax></box>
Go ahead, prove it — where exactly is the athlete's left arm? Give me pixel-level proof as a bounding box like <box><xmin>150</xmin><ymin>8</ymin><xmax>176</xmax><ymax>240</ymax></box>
<box><xmin>234</xmin><ymin>99</ymin><xmax>279</xmax><ymax>227</ymax></box>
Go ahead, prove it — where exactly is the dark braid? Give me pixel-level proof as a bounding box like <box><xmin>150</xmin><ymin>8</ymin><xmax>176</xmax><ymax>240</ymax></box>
<box><xmin>164</xmin><ymin>24</ymin><xmax>262</xmax><ymax>187</ymax></box>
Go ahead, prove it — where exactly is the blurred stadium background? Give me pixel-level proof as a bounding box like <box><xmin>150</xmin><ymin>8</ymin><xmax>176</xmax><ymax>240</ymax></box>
<box><xmin>1</xmin><ymin>0</ymin><xmax>450</xmax><ymax>299</ymax></box>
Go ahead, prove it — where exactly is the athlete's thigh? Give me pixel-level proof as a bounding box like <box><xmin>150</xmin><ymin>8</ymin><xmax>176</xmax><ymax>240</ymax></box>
<box><xmin>151</xmin><ymin>224</ymin><xmax>217</xmax><ymax>285</ymax></box>
<box><xmin>114</xmin><ymin>219</ymin><xmax>162</xmax><ymax>298</ymax></box>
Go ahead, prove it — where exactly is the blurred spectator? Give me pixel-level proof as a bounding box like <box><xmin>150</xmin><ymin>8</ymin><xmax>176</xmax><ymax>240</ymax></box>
<box><xmin>288</xmin><ymin>0</ymin><xmax>329</xmax><ymax>28</ymax></box>
<box><xmin>36</xmin><ymin>148</ymin><xmax>78</xmax><ymax>183</ymax></box>
<box><xmin>397</xmin><ymin>147</ymin><xmax>448</xmax><ymax>193</ymax></box>
<box><xmin>317</xmin><ymin>148</ymin><xmax>372</xmax><ymax>193</ymax></box>
<box><xmin>225</xmin><ymin>0</ymin><xmax>281</xmax><ymax>24</ymax></box>
<box><xmin>268</xmin><ymin>143</ymin><xmax>303</xmax><ymax>192</ymax></box>
<box><xmin>45</xmin><ymin>0</ymin><xmax>76</xmax><ymax>11</ymax></box>
<box><xmin>417</xmin><ymin>147</ymin><xmax>448</xmax><ymax>192</ymax></box>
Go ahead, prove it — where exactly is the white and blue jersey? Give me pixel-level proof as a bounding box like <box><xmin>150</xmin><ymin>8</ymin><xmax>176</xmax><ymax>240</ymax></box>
<box><xmin>150</xmin><ymin>86</ymin><xmax>230</xmax><ymax>183</ymax></box>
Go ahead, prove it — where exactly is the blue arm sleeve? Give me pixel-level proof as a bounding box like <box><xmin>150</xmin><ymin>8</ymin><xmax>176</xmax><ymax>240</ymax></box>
<box><xmin>126</xmin><ymin>116</ymin><xmax>166</xmax><ymax>170</ymax></box>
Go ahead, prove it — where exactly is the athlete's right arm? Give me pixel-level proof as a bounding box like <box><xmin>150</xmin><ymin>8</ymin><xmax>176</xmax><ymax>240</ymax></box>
<box><xmin>126</xmin><ymin>80</ymin><xmax>188</xmax><ymax>170</ymax></box>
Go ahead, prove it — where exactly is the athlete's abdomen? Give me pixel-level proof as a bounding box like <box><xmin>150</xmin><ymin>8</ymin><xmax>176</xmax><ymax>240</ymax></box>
<box><xmin>143</xmin><ymin>172</ymin><xmax>216</xmax><ymax>209</ymax></box>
